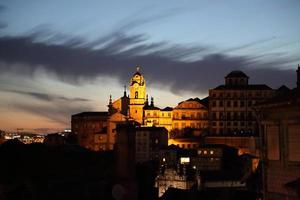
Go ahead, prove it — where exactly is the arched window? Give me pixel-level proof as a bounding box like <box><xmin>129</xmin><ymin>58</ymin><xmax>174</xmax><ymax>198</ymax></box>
<box><xmin>135</xmin><ymin>91</ymin><xmax>138</xmax><ymax>99</ymax></box>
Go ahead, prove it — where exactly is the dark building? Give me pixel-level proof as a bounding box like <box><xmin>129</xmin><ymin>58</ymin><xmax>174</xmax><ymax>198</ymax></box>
<box><xmin>209</xmin><ymin>70</ymin><xmax>275</xmax><ymax>135</ymax></box>
<box><xmin>255</xmin><ymin>66</ymin><xmax>300</xmax><ymax>200</ymax></box>
<box><xmin>71</xmin><ymin>112</ymin><xmax>108</xmax><ymax>151</ymax></box>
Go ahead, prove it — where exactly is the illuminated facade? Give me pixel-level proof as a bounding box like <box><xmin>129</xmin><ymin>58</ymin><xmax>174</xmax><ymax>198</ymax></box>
<box><xmin>209</xmin><ymin>71</ymin><xmax>275</xmax><ymax>135</ymax></box>
<box><xmin>72</xmin><ymin>66</ymin><xmax>208</xmax><ymax>151</ymax></box>
<box><xmin>172</xmin><ymin>98</ymin><xmax>208</xmax><ymax>132</ymax></box>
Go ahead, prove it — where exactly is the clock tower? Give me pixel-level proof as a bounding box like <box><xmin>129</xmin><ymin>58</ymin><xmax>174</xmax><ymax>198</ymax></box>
<box><xmin>129</xmin><ymin>66</ymin><xmax>146</xmax><ymax>124</ymax></box>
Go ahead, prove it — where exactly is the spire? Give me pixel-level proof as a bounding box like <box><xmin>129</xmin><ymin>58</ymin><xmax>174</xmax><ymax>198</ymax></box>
<box><xmin>136</xmin><ymin>65</ymin><xmax>140</xmax><ymax>72</ymax></box>
<box><xmin>150</xmin><ymin>97</ymin><xmax>154</xmax><ymax>107</ymax></box>
<box><xmin>123</xmin><ymin>85</ymin><xmax>127</xmax><ymax>97</ymax></box>
<box><xmin>144</xmin><ymin>95</ymin><xmax>149</xmax><ymax>107</ymax></box>
<box><xmin>109</xmin><ymin>94</ymin><xmax>112</xmax><ymax>105</ymax></box>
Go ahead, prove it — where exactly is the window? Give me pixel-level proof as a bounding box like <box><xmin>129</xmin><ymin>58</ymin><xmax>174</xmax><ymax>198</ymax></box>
<box><xmin>233</xmin><ymin>101</ymin><xmax>238</xmax><ymax>107</ymax></box>
<box><xmin>135</xmin><ymin>91</ymin><xmax>138</xmax><ymax>99</ymax></box>
<box><xmin>212</xmin><ymin>112</ymin><xmax>217</xmax><ymax>120</ymax></box>
<box><xmin>227</xmin><ymin>101</ymin><xmax>231</xmax><ymax>107</ymax></box>
<box><xmin>227</xmin><ymin>112</ymin><xmax>231</xmax><ymax>120</ymax></box>
<box><xmin>248</xmin><ymin>101</ymin><xmax>252</xmax><ymax>107</ymax></box>
<box><xmin>240</xmin><ymin>112</ymin><xmax>245</xmax><ymax>120</ymax></box>
<box><xmin>233</xmin><ymin>112</ymin><xmax>238</xmax><ymax>120</ymax></box>
<box><xmin>240</xmin><ymin>101</ymin><xmax>245</xmax><ymax>107</ymax></box>
<box><xmin>191</xmin><ymin>113</ymin><xmax>195</xmax><ymax>119</ymax></box>
<box><xmin>219</xmin><ymin>101</ymin><xmax>223</xmax><ymax>107</ymax></box>
<box><xmin>174</xmin><ymin>123</ymin><xmax>178</xmax><ymax>128</ymax></box>
<box><xmin>212</xmin><ymin>101</ymin><xmax>216</xmax><ymax>107</ymax></box>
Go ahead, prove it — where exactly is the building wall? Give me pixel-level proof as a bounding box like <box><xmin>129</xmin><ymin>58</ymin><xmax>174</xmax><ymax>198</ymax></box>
<box><xmin>143</xmin><ymin>109</ymin><xmax>173</xmax><ymax>132</ymax></box>
<box><xmin>135</xmin><ymin>127</ymin><xmax>168</xmax><ymax>163</ymax></box>
<box><xmin>71</xmin><ymin>113</ymin><xmax>108</xmax><ymax>151</ymax></box>
<box><xmin>260</xmin><ymin>103</ymin><xmax>300</xmax><ymax>199</ymax></box>
<box><xmin>172</xmin><ymin>100</ymin><xmax>208</xmax><ymax>132</ymax></box>
<box><xmin>209</xmin><ymin>87</ymin><xmax>274</xmax><ymax>135</ymax></box>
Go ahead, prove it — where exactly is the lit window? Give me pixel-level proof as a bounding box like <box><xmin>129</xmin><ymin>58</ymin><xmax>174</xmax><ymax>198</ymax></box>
<box><xmin>204</xmin><ymin>150</ymin><xmax>207</xmax><ymax>155</ymax></box>
<box><xmin>198</xmin><ymin>150</ymin><xmax>202</xmax><ymax>154</ymax></box>
<box><xmin>180</xmin><ymin>157</ymin><xmax>190</xmax><ymax>164</ymax></box>
<box><xmin>163</xmin><ymin>158</ymin><xmax>166</xmax><ymax>162</ymax></box>
<box><xmin>210</xmin><ymin>150</ymin><xmax>214</xmax><ymax>155</ymax></box>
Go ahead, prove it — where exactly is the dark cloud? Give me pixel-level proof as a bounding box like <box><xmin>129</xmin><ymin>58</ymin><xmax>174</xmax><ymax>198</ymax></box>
<box><xmin>2</xmin><ymin>89</ymin><xmax>90</xmax><ymax>102</ymax></box>
<box><xmin>0</xmin><ymin>29</ymin><xmax>299</xmax><ymax>96</ymax></box>
<box><xmin>12</xmin><ymin>101</ymin><xmax>92</xmax><ymax>125</ymax></box>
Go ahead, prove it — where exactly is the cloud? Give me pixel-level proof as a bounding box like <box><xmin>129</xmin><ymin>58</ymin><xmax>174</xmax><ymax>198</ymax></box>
<box><xmin>12</xmin><ymin>101</ymin><xmax>92</xmax><ymax>125</ymax></box>
<box><xmin>2</xmin><ymin>89</ymin><xmax>90</xmax><ymax>102</ymax></box>
<box><xmin>0</xmin><ymin>27</ymin><xmax>299</xmax><ymax>96</ymax></box>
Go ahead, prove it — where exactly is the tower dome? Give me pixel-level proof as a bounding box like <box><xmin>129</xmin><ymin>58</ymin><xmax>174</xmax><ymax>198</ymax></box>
<box><xmin>225</xmin><ymin>70</ymin><xmax>249</xmax><ymax>86</ymax></box>
<box><xmin>130</xmin><ymin>66</ymin><xmax>145</xmax><ymax>87</ymax></box>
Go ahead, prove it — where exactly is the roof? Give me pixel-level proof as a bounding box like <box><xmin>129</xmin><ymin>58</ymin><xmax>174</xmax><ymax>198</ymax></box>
<box><xmin>257</xmin><ymin>88</ymin><xmax>300</xmax><ymax>106</ymax></box>
<box><xmin>161</xmin><ymin>107</ymin><xmax>173</xmax><ymax>111</ymax></box>
<box><xmin>178</xmin><ymin>97</ymin><xmax>208</xmax><ymax>107</ymax></box>
<box><xmin>225</xmin><ymin>70</ymin><xmax>249</xmax><ymax>78</ymax></box>
<box><xmin>143</xmin><ymin>104</ymin><xmax>160</xmax><ymax>110</ymax></box>
<box><xmin>213</xmin><ymin>84</ymin><xmax>272</xmax><ymax>90</ymax></box>
<box><xmin>72</xmin><ymin>112</ymin><xmax>108</xmax><ymax>117</ymax></box>
<box><xmin>200</xmin><ymin>96</ymin><xmax>209</xmax><ymax>107</ymax></box>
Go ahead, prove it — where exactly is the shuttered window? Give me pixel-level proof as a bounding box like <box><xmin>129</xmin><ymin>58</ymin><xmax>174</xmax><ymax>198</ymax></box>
<box><xmin>267</xmin><ymin>125</ymin><xmax>280</xmax><ymax>160</ymax></box>
<box><xmin>288</xmin><ymin>125</ymin><xmax>300</xmax><ymax>162</ymax></box>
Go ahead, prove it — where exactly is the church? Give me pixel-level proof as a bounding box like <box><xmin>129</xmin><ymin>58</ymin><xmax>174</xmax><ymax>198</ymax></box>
<box><xmin>71</xmin><ymin>66</ymin><xmax>209</xmax><ymax>151</ymax></box>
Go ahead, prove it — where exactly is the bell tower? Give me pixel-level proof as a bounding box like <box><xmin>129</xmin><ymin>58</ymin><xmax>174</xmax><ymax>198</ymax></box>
<box><xmin>129</xmin><ymin>66</ymin><xmax>146</xmax><ymax>124</ymax></box>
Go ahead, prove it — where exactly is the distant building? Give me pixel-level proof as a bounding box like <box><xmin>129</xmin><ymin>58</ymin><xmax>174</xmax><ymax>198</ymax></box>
<box><xmin>191</xmin><ymin>144</ymin><xmax>240</xmax><ymax>171</ymax></box>
<box><xmin>155</xmin><ymin>144</ymin><xmax>248</xmax><ymax>198</ymax></box>
<box><xmin>115</xmin><ymin>123</ymin><xmax>168</xmax><ymax>164</ymax></box>
<box><xmin>209</xmin><ymin>70</ymin><xmax>275</xmax><ymax>135</ymax></box>
<box><xmin>135</xmin><ymin>127</ymin><xmax>168</xmax><ymax>163</ymax></box>
<box><xmin>44</xmin><ymin>133</ymin><xmax>65</xmax><ymax>145</ymax></box>
<box><xmin>71</xmin><ymin>112</ymin><xmax>108</xmax><ymax>151</ymax></box>
<box><xmin>204</xmin><ymin>135</ymin><xmax>259</xmax><ymax>156</ymax></box>
<box><xmin>255</xmin><ymin>66</ymin><xmax>300</xmax><ymax>200</ymax></box>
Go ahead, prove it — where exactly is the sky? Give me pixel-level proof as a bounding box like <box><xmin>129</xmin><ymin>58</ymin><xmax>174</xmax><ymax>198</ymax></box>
<box><xmin>0</xmin><ymin>0</ymin><xmax>300</xmax><ymax>133</ymax></box>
